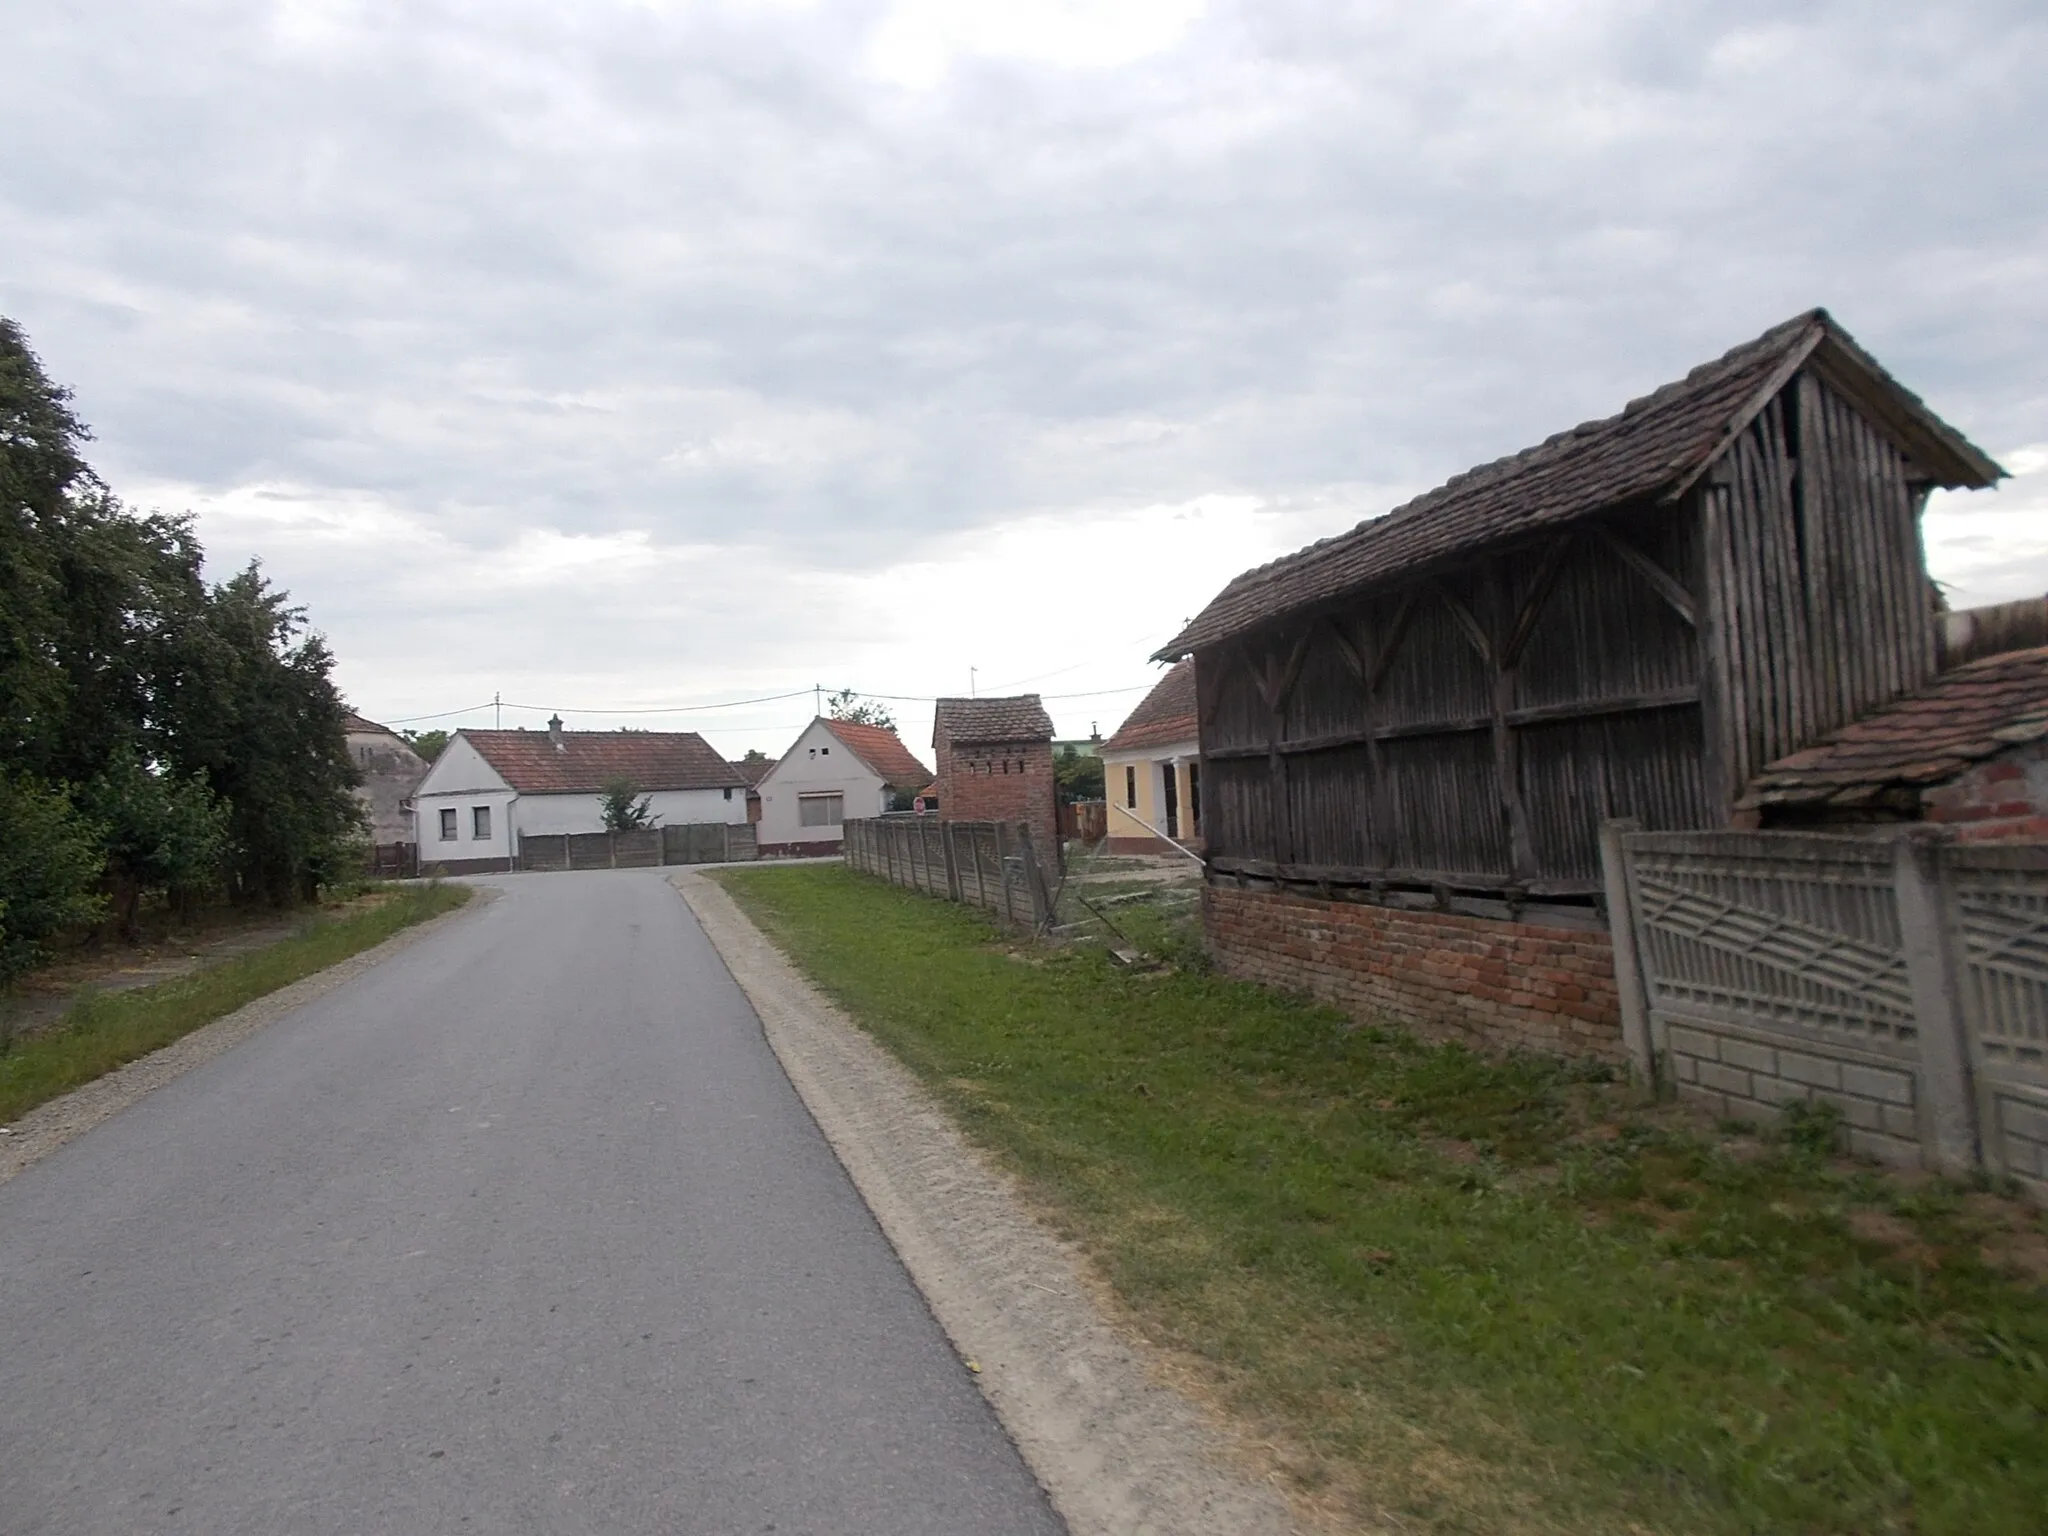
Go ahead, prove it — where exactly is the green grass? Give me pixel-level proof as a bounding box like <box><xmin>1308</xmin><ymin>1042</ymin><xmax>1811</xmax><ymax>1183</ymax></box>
<box><xmin>0</xmin><ymin>883</ymin><xmax>470</xmax><ymax>1124</ymax></box>
<box><xmin>718</xmin><ymin>863</ymin><xmax>2048</xmax><ymax>1536</ymax></box>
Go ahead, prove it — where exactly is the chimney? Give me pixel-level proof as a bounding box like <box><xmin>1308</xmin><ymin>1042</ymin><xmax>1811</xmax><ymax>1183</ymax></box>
<box><xmin>548</xmin><ymin>714</ymin><xmax>565</xmax><ymax>752</ymax></box>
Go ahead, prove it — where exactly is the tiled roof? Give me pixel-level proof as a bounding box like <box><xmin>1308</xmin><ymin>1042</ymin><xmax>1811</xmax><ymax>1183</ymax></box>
<box><xmin>735</xmin><ymin>756</ymin><xmax>776</xmax><ymax>786</ymax></box>
<box><xmin>933</xmin><ymin>695</ymin><xmax>1054</xmax><ymax>746</ymax></box>
<box><xmin>461</xmin><ymin>729</ymin><xmax>746</xmax><ymax>794</ymax></box>
<box><xmin>1739</xmin><ymin>646</ymin><xmax>2048</xmax><ymax>810</ymax></box>
<box><xmin>344</xmin><ymin>711</ymin><xmax>397</xmax><ymax>736</ymax></box>
<box><xmin>1100</xmin><ymin>662</ymin><xmax>1199</xmax><ymax>755</ymax></box>
<box><xmin>1157</xmin><ymin>309</ymin><xmax>2001</xmax><ymax>659</ymax></box>
<box><xmin>824</xmin><ymin>719</ymin><xmax>933</xmax><ymax>788</ymax></box>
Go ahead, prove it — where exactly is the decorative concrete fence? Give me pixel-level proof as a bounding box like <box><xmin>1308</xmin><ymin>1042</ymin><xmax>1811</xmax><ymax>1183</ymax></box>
<box><xmin>843</xmin><ymin>817</ymin><xmax>1053</xmax><ymax>930</ymax></box>
<box><xmin>515</xmin><ymin>823</ymin><xmax>758</xmax><ymax>873</ymax></box>
<box><xmin>1601</xmin><ymin>822</ymin><xmax>2047</xmax><ymax>1197</ymax></box>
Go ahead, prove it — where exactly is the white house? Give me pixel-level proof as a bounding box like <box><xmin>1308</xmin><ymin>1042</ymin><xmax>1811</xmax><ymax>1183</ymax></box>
<box><xmin>1100</xmin><ymin>661</ymin><xmax>1203</xmax><ymax>855</ymax></box>
<box><xmin>414</xmin><ymin>716</ymin><xmax>748</xmax><ymax>873</ymax></box>
<box><xmin>755</xmin><ymin>717</ymin><xmax>933</xmax><ymax>856</ymax></box>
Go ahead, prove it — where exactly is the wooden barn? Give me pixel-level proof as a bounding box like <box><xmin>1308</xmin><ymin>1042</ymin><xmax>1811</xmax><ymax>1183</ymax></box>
<box><xmin>1157</xmin><ymin>310</ymin><xmax>2005</xmax><ymax>1058</ymax></box>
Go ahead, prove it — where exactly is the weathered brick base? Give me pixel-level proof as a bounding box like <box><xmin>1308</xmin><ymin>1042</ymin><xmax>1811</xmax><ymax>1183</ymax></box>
<box><xmin>1203</xmin><ymin>883</ymin><xmax>1625</xmax><ymax>1063</ymax></box>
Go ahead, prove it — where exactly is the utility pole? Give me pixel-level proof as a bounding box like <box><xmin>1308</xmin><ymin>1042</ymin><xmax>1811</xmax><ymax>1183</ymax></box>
<box><xmin>970</xmin><ymin>667</ymin><xmax>977</xmax><ymax>699</ymax></box>
<box><xmin>815</xmin><ymin>683</ymin><xmax>822</xmax><ymax>717</ymax></box>
<box><xmin>494</xmin><ymin>690</ymin><xmax>501</xmax><ymax>728</ymax></box>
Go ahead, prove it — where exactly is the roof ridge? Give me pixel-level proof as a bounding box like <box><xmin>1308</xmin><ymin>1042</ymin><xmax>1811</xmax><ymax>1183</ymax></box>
<box><xmin>1211</xmin><ymin>310</ymin><xmax>1829</xmax><ymax>609</ymax></box>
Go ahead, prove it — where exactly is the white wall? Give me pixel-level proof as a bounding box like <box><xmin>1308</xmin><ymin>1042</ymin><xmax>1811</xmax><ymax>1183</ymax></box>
<box><xmin>756</xmin><ymin>719</ymin><xmax>890</xmax><ymax>846</ymax></box>
<box><xmin>414</xmin><ymin>735</ymin><xmax>517</xmax><ymax>862</ymax></box>
<box><xmin>511</xmin><ymin>787</ymin><xmax>745</xmax><ymax>836</ymax></box>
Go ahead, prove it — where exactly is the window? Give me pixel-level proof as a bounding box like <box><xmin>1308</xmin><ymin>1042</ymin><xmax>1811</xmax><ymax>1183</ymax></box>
<box><xmin>1124</xmin><ymin>765</ymin><xmax>1137</xmax><ymax>809</ymax></box>
<box><xmin>439</xmin><ymin>807</ymin><xmax>458</xmax><ymax>841</ymax></box>
<box><xmin>472</xmin><ymin>805</ymin><xmax>491</xmax><ymax>840</ymax></box>
<box><xmin>798</xmin><ymin>793</ymin><xmax>844</xmax><ymax>828</ymax></box>
<box><xmin>723</xmin><ymin>787</ymin><xmax>733</xmax><ymax>801</ymax></box>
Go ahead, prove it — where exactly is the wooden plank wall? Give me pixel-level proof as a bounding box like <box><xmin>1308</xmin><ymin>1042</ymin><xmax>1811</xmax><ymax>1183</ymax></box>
<box><xmin>1200</xmin><ymin>369</ymin><xmax>1937</xmax><ymax>899</ymax></box>
<box><xmin>1701</xmin><ymin>373</ymin><xmax>1935</xmax><ymax>790</ymax></box>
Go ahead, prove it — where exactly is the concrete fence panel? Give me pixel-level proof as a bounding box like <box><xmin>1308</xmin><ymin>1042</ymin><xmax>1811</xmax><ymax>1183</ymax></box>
<box><xmin>1603</xmin><ymin>822</ymin><xmax>2048</xmax><ymax>1198</ymax></box>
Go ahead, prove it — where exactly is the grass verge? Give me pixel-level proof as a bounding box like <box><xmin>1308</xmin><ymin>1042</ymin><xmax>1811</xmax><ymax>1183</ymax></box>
<box><xmin>717</xmin><ymin>862</ymin><xmax>2048</xmax><ymax>1536</ymax></box>
<box><xmin>0</xmin><ymin>883</ymin><xmax>470</xmax><ymax>1124</ymax></box>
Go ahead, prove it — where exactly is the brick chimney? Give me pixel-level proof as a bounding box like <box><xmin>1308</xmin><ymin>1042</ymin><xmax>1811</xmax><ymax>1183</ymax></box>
<box><xmin>548</xmin><ymin>714</ymin><xmax>565</xmax><ymax>752</ymax></box>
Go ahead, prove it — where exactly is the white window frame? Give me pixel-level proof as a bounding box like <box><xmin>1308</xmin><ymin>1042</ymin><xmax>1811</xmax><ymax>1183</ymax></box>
<box><xmin>439</xmin><ymin>807</ymin><xmax>458</xmax><ymax>841</ymax></box>
<box><xmin>472</xmin><ymin>805</ymin><xmax>491</xmax><ymax>840</ymax></box>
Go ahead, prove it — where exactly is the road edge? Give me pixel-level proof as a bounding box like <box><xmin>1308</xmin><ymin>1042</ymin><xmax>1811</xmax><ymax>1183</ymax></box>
<box><xmin>0</xmin><ymin>885</ymin><xmax>500</xmax><ymax>1186</ymax></box>
<box><xmin>672</xmin><ymin>867</ymin><xmax>1304</xmax><ymax>1536</ymax></box>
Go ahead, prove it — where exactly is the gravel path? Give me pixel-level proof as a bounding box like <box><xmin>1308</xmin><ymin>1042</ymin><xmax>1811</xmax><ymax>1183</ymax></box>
<box><xmin>674</xmin><ymin>868</ymin><xmax>1305</xmax><ymax>1536</ymax></box>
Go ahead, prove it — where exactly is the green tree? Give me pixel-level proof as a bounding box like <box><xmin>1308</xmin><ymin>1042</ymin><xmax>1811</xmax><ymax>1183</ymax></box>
<box><xmin>1054</xmin><ymin>745</ymin><xmax>1105</xmax><ymax>805</ymax></box>
<box><xmin>599</xmin><ymin>778</ymin><xmax>656</xmax><ymax>831</ymax></box>
<box><xmin>826</xmin><ymin>689</ymin><xmax>896</xmax><ymax>731</ymax></box>
<box><xmin>79</xmin><ymin>747</ymin><xmax>231</xmax><ymax>935</ymax></box>
<box><xmin>400</xmin><ymin>728</ymin><xmax>449</xmax><ymax>762</ymax></box>
<box><xmin>172</xmin><ymin>566</ymin><xmax>363</xmax><ymax>905</ymax></box>
<box><xmin>0</xmin><ymin>775</ymin><xmax>106</xmax><ymax>982</ymax></box>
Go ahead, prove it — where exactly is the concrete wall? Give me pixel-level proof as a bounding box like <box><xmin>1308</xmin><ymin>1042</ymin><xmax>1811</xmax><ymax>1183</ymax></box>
<box><xmin>755</xmin><ymin>720</ymin><xmax>891</xmax><ymax>851</ymax></box>
<box><xmin>1203</xmin><ymin>882</ymin><xmax>1624</xmax><ymax>1062</ymax></box>
<box><xmin>345</xmin><ymin>727</ymin><xmax>427</xmax><ymax>843</ymax></box>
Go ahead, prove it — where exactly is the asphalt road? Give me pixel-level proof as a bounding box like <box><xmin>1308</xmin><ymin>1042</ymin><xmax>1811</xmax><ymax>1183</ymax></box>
<box><xmin>0</xmin><ymin>870</ymin><xmax>1066</xmax><ymax>1535</ymax></box>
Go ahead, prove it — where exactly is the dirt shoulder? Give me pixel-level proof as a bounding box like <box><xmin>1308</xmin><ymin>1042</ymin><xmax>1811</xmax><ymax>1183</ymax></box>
<box><xmin>672</xmin><ymin>868</ymin><xmax>1308</xmax><ymax>1536</ymax></box>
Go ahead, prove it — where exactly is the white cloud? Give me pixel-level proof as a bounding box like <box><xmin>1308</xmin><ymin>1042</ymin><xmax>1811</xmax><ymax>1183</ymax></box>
<box><xmin>4</xmin><ymin>0</ymin><xmax>2045</xmax><ymax>759</ymax></box>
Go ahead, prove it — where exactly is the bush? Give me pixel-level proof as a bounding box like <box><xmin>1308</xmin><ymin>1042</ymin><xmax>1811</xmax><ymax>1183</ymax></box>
<box><xmin>0</xmin><ymin>775</ymin><xmax>106</xmax><ymax>980</ymax></box>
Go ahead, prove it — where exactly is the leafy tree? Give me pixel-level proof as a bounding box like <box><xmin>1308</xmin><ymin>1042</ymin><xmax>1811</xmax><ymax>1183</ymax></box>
<box><xmin>0</xmin><ymin>775</ymin><xmax>106</xmax><ymax>981</ymax></box>
<box><xmin>599</xmin><ymin>778</ymin><xmax>657</xmax><ymax>831</ymax></box>
<box><xmin>826</xmin><ymin>688</ymin><xmax>896</xmax><ymax>731</ymax></box>
<box><xmin>401</xmin><ymin>728</ymin><xmax>449</xmax><ymax>762</ymax></box>
<box><xmin>79</xmin><ymin>748</ymin><xmax>231</xmax><ymax>935</ymax></box>
<box><xmin>1054</xmin><ymin>745</ymin><xmax>1105</xmax><ymax>805</ymax></box>
<box><xmin>739</xmin><ymin>748</ymin><xmax>771</xmax><ymax>769</ymax></box>
<box><xmin>171</xmin><ymin>565</ymin><xmax>363</xmax><ymax>905</ymax></box>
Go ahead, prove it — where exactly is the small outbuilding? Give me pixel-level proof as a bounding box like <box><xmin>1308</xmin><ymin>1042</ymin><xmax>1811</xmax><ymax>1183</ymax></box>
<box><xmin>932</xmin><ymin>695</ymin><xmax>1059</xmax><ymax>864</ymax></box>
<box><xmin>1157</xmin><ymin>308</ymin><xmax>2005</xmax><ymax>1059</ymax></box>
<box><xmin>754</xmin><ymin>717</ymin><xmax>933</xmax><ymax>857</ymax></box>
<box><xmin>1740</xmin><ymin>642</ymin><xmax>2048</xmax><ymax>840</ymax></box>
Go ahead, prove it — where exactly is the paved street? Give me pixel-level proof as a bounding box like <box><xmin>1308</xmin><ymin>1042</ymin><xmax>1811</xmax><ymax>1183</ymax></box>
<box><xmin>0</xmin><ymin>871</ymin><xmax>1064</xmax><ymax>1535</ymax></box>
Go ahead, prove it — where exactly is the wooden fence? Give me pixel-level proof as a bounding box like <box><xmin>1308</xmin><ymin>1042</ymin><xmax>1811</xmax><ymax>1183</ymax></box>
<box><xmin>843</xmin><ymin>817</ymin><xmax>1054</xmax><ymax>929</ymax></box>
<box><xmin>366</xmin><ymin>842</ymin><xmax>418</xmax><ymax>879</ymax></box>
<box><xmin>516</xmin><ymin>823</ymin><xmax>758</xmax><ymax>872</ymax></box>
<box><xmin>1601</xmin><ymin>822</ymin><xmax>2047</xmax><ymax>1198</ymax></box>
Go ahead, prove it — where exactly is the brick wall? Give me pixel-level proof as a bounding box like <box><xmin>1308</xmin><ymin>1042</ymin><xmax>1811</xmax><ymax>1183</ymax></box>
<box><xmin>1203</xmin><ymin>883</ymin><xmax>1625</xmax><ymax>1063</ymax></box>
<box><xmin>936</xmin><ymin>737</ymin><xmax>1059</xmax><ymax>865</ymax></box>
<box><xmin>1923</xmin><ymin>740</ymin><xmax>2048</xmax><ymax>841</ymax></box>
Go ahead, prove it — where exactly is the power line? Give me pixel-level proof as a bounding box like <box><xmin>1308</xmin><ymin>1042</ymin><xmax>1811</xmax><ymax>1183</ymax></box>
<box><xmin>376</xmin><ymin>680</ymin><xmax>1154</xmax><ymax>728</ymax></box>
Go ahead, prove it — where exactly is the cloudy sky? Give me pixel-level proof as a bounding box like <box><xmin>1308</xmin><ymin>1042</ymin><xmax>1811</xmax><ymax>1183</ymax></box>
<box><xmin>5</xmin><ymin>0</ymin><xmax>2045</xmax><ymax>759</ymax></box>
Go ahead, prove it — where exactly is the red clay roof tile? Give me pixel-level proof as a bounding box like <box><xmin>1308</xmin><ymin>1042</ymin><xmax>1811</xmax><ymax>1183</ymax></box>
<box><xmin>461</xmin><ymin>729</ymin><xmax>745</xmax><ymax>794</ymax></box>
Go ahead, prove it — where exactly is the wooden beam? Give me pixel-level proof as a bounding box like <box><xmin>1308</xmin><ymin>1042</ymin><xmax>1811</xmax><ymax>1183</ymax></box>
<box><xmin>1596</xmin><ymin>525</ymin><xmax>1697</xmax><ymax>626</ymax></box>
<box><xmin>1366</xmin><ymin>588</ymin><xmax>1420</xmax><ymax>695</ymax></box>
<box><xmin>1500</xmin><ymin>534</ymin><xmax>1576</xmax><ymax>669</ymax></box>
<box><xmin>1198</xmin><ymin>685</ymin><xmax>1702</xmax><ymax>759</ymax></box>
<box><xmin>1434</xmin><ymin>581</ymin><xmax>1495</xmax><ymax>663</ymax></box>
<box><xmin>1661</xmin><ymin>321</ymin><xmax>1826</xmax><ymax>505</ymax></box>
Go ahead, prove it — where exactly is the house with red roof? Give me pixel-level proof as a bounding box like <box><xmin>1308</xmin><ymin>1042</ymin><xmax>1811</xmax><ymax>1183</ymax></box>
<box><xmin>1099</xmin><ymin>661</ymin><xmax>1201</xmax><ymax>854</ymax></box>
<box><xmin>414</xmin><ymin>716</ymin><xmax>749</xmax><ymax>874</ymax></box>
<box><xmin>754</xmin><ymin>717</ymin><xmax>934</xmax><ymax>857</ymax></box>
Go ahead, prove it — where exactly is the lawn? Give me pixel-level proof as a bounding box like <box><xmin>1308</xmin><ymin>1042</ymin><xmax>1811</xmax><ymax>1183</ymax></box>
<box><xmin>717</xmin><ymin>862</ymin><xmax>2048</xmax><ymax>1536</ymax></box>
<box><xmin>0</xmin><ymin>882</ymin><xmax>470</xmax><ymax>1124</ymax></box>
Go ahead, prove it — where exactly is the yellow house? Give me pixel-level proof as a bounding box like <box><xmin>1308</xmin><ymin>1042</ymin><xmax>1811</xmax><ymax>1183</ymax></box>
<box><xmin>1100</xmin><ymin>661</ymin><xmax>1202</xmax><ymax>854</ymax></box>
